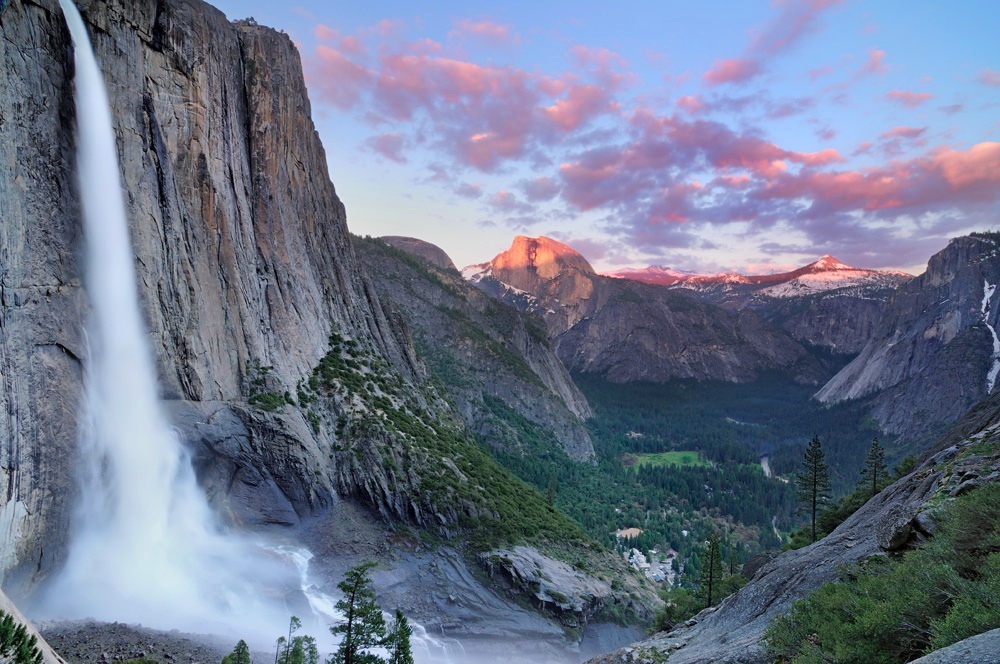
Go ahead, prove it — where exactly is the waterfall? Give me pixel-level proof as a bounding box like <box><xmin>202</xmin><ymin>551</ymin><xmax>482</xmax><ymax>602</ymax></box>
<box><xmin>44</xmin><ymin>0</ymin><xmax>293</xmax><ymax>639</ymax></box>
<box><xmin>46</xmin><ymin>5</ymin><xmax>463</xmax><ymax>662</ymax></box>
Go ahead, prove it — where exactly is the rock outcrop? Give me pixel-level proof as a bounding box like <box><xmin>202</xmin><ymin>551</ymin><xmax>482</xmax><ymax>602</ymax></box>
<box><xmin>357</xmin><ymin>236</ymin><xmax>594</xmax><ymax>461</ymax></box>
<box><xmin>466</xmin><ymin>236</ymin><xmax>826</xmax><ymax>385</ymax></box>
<box><xmin>585</xmin><ymin>387</ymin><xmax>1000</xmax><ymax>663</ymax></box>
<box><xmin>817</xmin><ymin>234</ymin><xmax>1000</xmax><ymax>441</ymax></box>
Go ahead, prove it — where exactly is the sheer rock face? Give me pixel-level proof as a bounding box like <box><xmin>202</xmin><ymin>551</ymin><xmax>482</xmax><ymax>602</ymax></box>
<box><xmin>817</xmin><ymin>235</ymin><xmax>1000</xmax><ymax>440</ymax></box>
<box><xmin>467</xmin><ymin>236</ymin><xmax>826</xmax><ymax>385</ymax></box>
<box><xmin>358</xmin><ymin>237</ymin><xmax>594</xmax><ymax>461</ymax></box>
<box><xmin>0</xmin><ymin>0</ymin><xmax>416</xmax><ymax>591</ymax></box>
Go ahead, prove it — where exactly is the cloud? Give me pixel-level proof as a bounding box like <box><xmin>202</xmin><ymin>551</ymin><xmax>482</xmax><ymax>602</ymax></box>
<box><xmin>808</xmin><ymin>65</ymin><xmax>834</xmax><ymax>81</ymax></box>
<box><xmin>521</xmin><ymin>176</ymin><xmax>561</xmax><ymax>201</ymax></box>
<box><xmin>878</xmin><ymin>126</ymin><xmax>928</xmax><ymax>157</ymax></box>
<box><xmin>940</xmin><ymin>103</ymin><xmax>964</xmax><ymax>115</ymax></box>
<box><xmin>450</xmin><ymin>19</ymin><xmax>519</xmax><ymax>46</ymax></box>
<box><xmin>702</xmin><ymin>0</ymin><xmax>844</xmax><ymax>87</ymax></box>
<box><xmin>364</xmin><ymin>132</ymin><xmax>407</xmax><ymax>162</ymax></box>
<box><xmin>978</xmin><ymin>69</ymin><xmax>1000</xmax><ymax>87</ymax></box>
<box><xmin>703</xmin><ymin>58</ymin><xmax>761</xmax><ymax>86</ymax></box>
<box><xmin>307</xmin><ymin>45</ymin><xmax>373</xmax><ymax>110</ymax></box>
<box><xmin>856</xmin><ymin>49</ymin><xmax>889</xmax><ymax>78</ymax></box>
<box><xmin>747</xmin><ymin>0</ymin><xmax>846</xmax><ymax>58</ymax></box>
<box><xmin>490</xmin><ymin>190</ymin><xmax>535</xmax><ymax>215</ymax></box>
<box><xmin>454</xmin><ymin>182</ymin><xmax>483</xmax><ymax>199</ymax></box>
<box><xmin>885</xmin><ymin>89</ymin><xmax>934</xmax><ymax>108</ymax></box>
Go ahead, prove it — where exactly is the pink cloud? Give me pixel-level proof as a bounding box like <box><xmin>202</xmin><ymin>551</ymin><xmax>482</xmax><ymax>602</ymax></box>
<box><xmin>748</xmin><ymin>0</ymin><xmax>846</xmax><ymax>58</ymax></box>
<box><xmin>808</xmin><ymin>65</ymin><xmax>834</xmax><ymax>81</ymax></box>
<box><xmin>856</xmin><ymin>49</ymin><xmax>889</xmax><ymax>78</ymax></box>
<box><xmin>703</xmin><ymin>58</ymin><xmax>761</xmax><ymax>86</ymax></box>
<box><xmin>816</xmin><ymin>127</ymin><xmax>836</xmax><ymax>141</ymax></box>
<box><xmin>934</xmin><ymin>142</ymin><xmax>1000</xmax><ymax>191</ymax></box>
<box><xmin>712</xmin><ymin>175</ymin><xmax>752</xmax><ymax>189</ymax></box>
<box><xmin>339</xmin><ymin>36</ymin><xmax>368</xmax><ymax>57</ymax></box>
<box><xmin>365</xmin><ymin>132</ymin><xmax>407</xmax><ymax>162</ymax></box>
<box><xmin>450</xmin><ymin>19</ymin><xmax>518</xmax><ymax>46</ymax></box>
<box><xmin>308</xmin><ymin>46</ymin><xmax>373</xmax><ymax>110</ymax></box>
<box><xmin>315</xmin><ymin>24</ymin><xmax>338</xmax><ymax>42</ymax></box>
<box><xmin>885</xmin><ymin>89</ymin><xmax>934</xmax><ymax>108</ymax></box>
<box><xmin>676</xmin><ymin>95</ymin><xmax>706</xmax><ymax>114</ymax></box>
<box><xmin>978</xmin><ymin>69</ymin><xmax>1000</xmax><ymax>87</ymax></box>
<box><xmin>542</xmin><ymin>84</ymin><xmax>618</xmax><ymax>131</ymax></box>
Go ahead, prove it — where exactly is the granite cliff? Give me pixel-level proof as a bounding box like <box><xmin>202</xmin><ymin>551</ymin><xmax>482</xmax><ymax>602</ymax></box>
<box><xmin>817</xmin><ymin>234</ymin><xmax>1000</xmax><ymax>442</ymax></box>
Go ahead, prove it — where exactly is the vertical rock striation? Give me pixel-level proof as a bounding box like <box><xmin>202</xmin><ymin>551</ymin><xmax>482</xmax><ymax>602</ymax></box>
<box><xmin>0</xmin><ymin>0</ymin><xmax>416</xmax><ymax>592</ymax></box>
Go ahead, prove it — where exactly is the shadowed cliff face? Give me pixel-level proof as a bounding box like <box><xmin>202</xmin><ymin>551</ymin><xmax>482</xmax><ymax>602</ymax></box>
<box><xmin>817</xmin><ymin>234</ymin><xmax>1000</xmax><ymax>442</ymax></box>
<box><xmin>467</xmin><ymin>236</ymin><xmax>827</xmax><ymax>385</ymax></box>
<box><xmin>0</xmin><ymin>0</ymin><xmax>418</xmax><ymax>592</ymax></box>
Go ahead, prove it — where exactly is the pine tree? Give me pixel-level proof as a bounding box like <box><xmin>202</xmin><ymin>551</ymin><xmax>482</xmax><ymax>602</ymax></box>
<box><xmin>857</xmin><ymin>437</ymin><xmax>888</xmax><ymax>500</ymax></box>
<box><xmin>385</xmin><ymin>609</ymin><xmax>414</xmax><ymax>664</ymax></box>
<box><xmin>223</xmin><ymin>640</ymin><xmax>251</xmax><ymax>664</ymax></box>
<box><xmin>697</xmin><ymin>533</ymin><xmax>725</xmax><ymax>609</ymax></box>
<box><xmin>795</xmin><ymin>435</ymin><xmax>832</xmax><ymax>543</ymax></box>
<box><xmin>0</xmin><ymin>611</ymin><xmax>43</xmax><ymax>664</ymax></box>
<box><xmin>330</xmin><ymin>562</ymin><xmax>387</xmax><ymax>664</ymax></box>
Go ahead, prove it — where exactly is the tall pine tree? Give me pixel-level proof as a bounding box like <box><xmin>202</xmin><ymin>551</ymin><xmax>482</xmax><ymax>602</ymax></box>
<box><xmin>385</xmin><ymin>609</ymin><xmax>414</xmax><ymax>664</ymax></box>
<box><xmin>857</xmin><ymin>437</ymin><xmax>888</xmax><ymax>500</ymax></box>
<box><xmin>697</xmin><ymin>533</ymin><xmax>725</xmax><ymax>609</ymax></box>
<box><xmin>330</xmin><ymin>562</ymin><xmax>387</xmax><ymax>664</ymax></box>
<box><xmin>795</xmin><ymin>435</ymin><xmax>832</xmax><ymax>543</ymax></box>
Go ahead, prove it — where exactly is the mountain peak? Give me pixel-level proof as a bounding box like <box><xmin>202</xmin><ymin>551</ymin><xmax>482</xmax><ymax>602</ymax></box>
<box><xmin>809</xmin><ymin>255</ymin><xmax>853</xmax><ymax>271</ymax></box>
<box><xmin>491</xmin><ymin>236</ymin><xmax>596</xmax><ymax>279</ymax></box>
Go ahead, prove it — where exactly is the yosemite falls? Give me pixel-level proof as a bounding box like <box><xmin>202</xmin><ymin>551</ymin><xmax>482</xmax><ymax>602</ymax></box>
<box><xmin>44</xmin><ymin>0</ymin><xmax>296</xmax><ymax>637</ymax></box>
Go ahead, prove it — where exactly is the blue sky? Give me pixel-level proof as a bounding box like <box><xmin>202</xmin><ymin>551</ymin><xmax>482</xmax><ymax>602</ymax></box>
<box><xmin>208</xmin><ymin>0</ymin><xmax>1000</xmax><ymax>275</ymax></box>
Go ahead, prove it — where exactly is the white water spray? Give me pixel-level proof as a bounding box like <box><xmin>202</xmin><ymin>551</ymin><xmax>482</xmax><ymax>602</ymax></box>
<box><xmin>44</xmin><ymin>0</ymin><xmax>295</xmax><ymax>638</ymax></box>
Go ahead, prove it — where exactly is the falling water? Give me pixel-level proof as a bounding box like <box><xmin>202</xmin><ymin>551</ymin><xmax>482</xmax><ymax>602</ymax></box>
<box><xmin>44</xmin><ymin>0</ymin><xmax>294</xmax><ymax>638</ymax></box>
<box><xmin>46</xmin><ymin>4</ymin><xmax>465</xmax><ymax>661</ymax></box>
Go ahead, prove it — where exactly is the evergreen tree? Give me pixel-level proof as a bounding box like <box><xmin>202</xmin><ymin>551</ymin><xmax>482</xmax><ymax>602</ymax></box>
<box><xmin>0</xmin><ymin>611</ymin><xmax>43</xmax><ymax>664</ymax></box>
<box><xmin>330</xmin><ymin>562</ymin><xmax>387</xmax><ymax>664</ymax></box>
<box><xmin>795</xmin><ymin>436</ymin><xmax>832</xmax><ymax>543</ymax></box>
<box><xmin>223</xmin><ymin>640</ymin><xmax>251</xmax><ymax>664</ymax></box>
<box><xmin>697</xmin><ymin>533</ymin><xmax>725</xmax><ymax>609</ymax></box>
<box><xmin>857</xmin><ymin>437</ymin><xmax>889</xmax><ymax>500</ymax></box>
<box><xmin>385</xmin><ymin>609</ymin><xmax>415</xmax><ymax>664</ymax></box>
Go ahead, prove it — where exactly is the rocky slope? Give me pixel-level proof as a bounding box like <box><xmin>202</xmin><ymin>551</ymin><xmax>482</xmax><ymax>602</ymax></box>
<box><xmin>466</xmin><ymin>236</ymin><xmax>826</xmax><ymax>384</ymax></box>
<box><xmin>358</xmin><ymin>236</ymin><xmax>594</xmax><ymax>461</ymax></box>
<box><xmin>817</xmin><ymin>234</ymin><xmax>1000</xmax><ymax>441</ymax></box>
<box><xmin>586</xmin><ymin>386</ymin><xmax>1000</xmax><ymax>663</ymax></box>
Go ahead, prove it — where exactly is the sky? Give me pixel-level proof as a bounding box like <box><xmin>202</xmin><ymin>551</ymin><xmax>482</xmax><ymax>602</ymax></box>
<box><xmin>206</xmin><ymin>0</ymin><xmax>1000</xmax><ymax>275</ymax></box>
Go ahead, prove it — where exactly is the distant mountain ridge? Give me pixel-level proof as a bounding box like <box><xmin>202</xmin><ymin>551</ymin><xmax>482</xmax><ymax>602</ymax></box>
<box><xmin>464</xmin><ymin>236</ymin><xmax>826</xmax><ymax>385</ymax></box>
<box><xmin>604</xmin><ymin>255</ymin><xmax>912</xmax><ymax>304</ymax></box>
